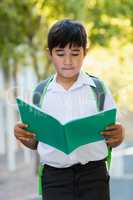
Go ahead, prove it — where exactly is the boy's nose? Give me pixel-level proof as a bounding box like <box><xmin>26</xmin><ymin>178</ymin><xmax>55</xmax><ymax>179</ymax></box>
<box><xmin>64</xmin><ymin>55</ymin><xmax>72</xmax><ymax>65</ymax></box>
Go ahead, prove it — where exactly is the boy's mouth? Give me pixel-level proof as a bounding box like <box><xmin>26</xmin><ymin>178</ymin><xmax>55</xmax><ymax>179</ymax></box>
<box><xmin>62</xmin><ymin>67</ymin><xmax>74</xmax><ymax>70</ymax></box>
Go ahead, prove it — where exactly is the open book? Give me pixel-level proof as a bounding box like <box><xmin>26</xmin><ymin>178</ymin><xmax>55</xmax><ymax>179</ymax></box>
<box><xmin>16</xmin><ymin>98</ymin><xmax>116</xmax><ymax>154</ymax></box>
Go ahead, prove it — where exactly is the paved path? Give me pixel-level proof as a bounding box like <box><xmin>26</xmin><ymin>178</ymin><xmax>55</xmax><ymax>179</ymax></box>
<box><xmin>0</xmin><ymin>151</ymin><xmax>38</xmax><ymax>200</ymax></box>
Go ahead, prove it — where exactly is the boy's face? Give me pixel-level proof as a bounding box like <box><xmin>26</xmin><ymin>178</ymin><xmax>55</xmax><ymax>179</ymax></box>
<box><xmin>48</xmin><ymin>44</ymin><xmax>86</xmax><ymax>79</ymax></box>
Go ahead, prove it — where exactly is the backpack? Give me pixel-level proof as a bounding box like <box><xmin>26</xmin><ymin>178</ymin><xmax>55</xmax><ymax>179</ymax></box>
<box><xmin>32</xmin><ymin>73</ymin><xmax>112</xmax><ymax>195</ymax></box>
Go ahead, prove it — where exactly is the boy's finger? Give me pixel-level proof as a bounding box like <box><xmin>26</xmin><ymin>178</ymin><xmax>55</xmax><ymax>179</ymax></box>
<box><xmin>106</xmin><ymin>138</ymin><xmax>119</xmax><ymax>147</ymax></box>
<box><xmin>17</xmin><ymin>122</ymin><xmax>28</xmax><ymax>128</ymax></box>
<box><xmin>106</xmin><ymin>123</ymin><xmax>121</xmax><ymax>130</ymax></box>
<box><xmin>16</xmin><ymin>135</ymin><xmax>36</xmax><ymax>142</ymax></box>
<box><xmin>101</xmin><ymin>131</ymin><xmax>116</xmax><ymax>137</ymax></box>
<box><xmin>14</xmin><ymin>127</ymin><xmax>35</xmax><ymax>138</ymax></box>
<box><xmin>19</xmin><ymin>137</ymin><xmax>31</xmax><ymax>141</ymax></box>
<box><xmin>103</xmin><ymin>134</ymin><xmax>113</xmax><ymax>139</ymax></box>
<box><xmin>105</xmin><ymin>126</ymin><xmax>116</xmax><ymax>131</ymax></box>
<box><xmin>16</xmin><ymin>133</ymin><xmax>36</xmax><ymax>139</ymax></box>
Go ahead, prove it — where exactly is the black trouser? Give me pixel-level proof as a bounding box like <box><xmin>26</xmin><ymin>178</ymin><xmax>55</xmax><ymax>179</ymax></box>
<box><xmin>41</xmin><ymin>159</ymin><xmax>110</xmax><ymax>200</ymax></box>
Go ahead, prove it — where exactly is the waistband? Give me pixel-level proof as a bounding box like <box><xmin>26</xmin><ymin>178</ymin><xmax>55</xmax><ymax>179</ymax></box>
<box><xmin>44</xmin><ymin>158</ymin><xmax>106</xmax><ymax>172</ymax></box>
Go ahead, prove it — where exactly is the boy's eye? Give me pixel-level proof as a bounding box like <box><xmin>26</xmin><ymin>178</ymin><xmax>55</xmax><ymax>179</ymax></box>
<box><xmin>71</xmin><ymin>53</ymin><xmax>79</xmax><ymax>56</ymax></box>
<box><xmin>57</xmin><ymin>54</ymin><xmax>64</xmax><ymax>56</ymax></box>
<box><xmin>57</xmin><ymin>53</ymin><xmax>79</xmax><ymax>56</ymax></box>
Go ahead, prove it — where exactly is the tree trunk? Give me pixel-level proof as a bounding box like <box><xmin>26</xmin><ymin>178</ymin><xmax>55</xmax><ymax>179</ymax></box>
<box><xmin>31</xmin><ymin>50</ymin><xmax>41</xmax><ymax>81</ymax></box>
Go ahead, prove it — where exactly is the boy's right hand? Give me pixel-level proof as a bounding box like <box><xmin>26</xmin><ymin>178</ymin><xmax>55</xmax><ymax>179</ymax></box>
<box><xmin>14</xmin><ymin>122</ymin><xmax>36</xmax><ymax>142</ymax></box>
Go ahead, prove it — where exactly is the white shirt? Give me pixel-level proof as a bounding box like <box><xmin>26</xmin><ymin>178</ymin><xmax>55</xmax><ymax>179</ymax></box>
<box><xmin>37</xmin><ymin>71</ymin><xmax>116</xmax><ymax>168</ymax></box>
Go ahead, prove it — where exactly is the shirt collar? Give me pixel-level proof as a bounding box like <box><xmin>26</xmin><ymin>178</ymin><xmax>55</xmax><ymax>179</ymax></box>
<box><xmin>47</xmin><ymin>70</ymin><xmax>96</xmax><ymax>92</ymax></box>
<box><xmin>77</xmin><ymin>71</ymin><xmax>96</xmax><ymax>88</ymax></box>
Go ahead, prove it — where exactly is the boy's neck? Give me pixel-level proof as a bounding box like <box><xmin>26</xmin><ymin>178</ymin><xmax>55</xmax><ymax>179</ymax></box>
<box><xmin>56</xmin><ymin>73</ymin><xmax>79</xmax><ymax>90</ymax></box>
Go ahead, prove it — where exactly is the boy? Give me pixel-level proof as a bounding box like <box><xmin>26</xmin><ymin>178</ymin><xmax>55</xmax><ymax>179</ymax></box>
<box><xmin>14</xmin><ymin>19</ymin><xmax>124</xmax><ymax>200</ymax></box>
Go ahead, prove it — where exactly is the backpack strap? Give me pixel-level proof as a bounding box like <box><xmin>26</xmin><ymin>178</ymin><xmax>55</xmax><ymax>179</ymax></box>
<box><xmin>33</xmin><ymin>76</ymin><xmax>54</xmax><ymax>107</ymax></box>
<box><xmin>85</xmin><ymin>73</ymin><xmax>105</xmax><ymax>111</ymax></box>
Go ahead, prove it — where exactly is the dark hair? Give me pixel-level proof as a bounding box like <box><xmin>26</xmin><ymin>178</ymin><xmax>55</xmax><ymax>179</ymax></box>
<box><xmin>48</xmin><ymin>19</ymin><xmax>87</xmax><ymax>54</ymax></box>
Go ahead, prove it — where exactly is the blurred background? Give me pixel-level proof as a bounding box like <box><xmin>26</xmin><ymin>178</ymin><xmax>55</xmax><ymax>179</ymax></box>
<box><xmin>0</xmin><ymin>0</ymin><xmax>133</xmax><ymax>200</ymax></box>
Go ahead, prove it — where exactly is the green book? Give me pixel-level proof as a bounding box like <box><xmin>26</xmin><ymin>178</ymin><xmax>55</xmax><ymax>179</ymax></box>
<box><xmin>16</xmin><ymin>98</ymin><xmax>116</xmax><ymax>154</ymax></box>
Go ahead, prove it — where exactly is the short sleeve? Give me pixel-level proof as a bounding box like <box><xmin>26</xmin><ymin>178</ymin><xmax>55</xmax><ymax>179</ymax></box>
<box><xmin>102</xmin><ymin>81</ymin><xmax>121</xmax><ymax>121</ymax></box>
<box><xmin>102</xmin><ymin>81</ymin><xmax>116</xmax><ymax>110</ymax></box>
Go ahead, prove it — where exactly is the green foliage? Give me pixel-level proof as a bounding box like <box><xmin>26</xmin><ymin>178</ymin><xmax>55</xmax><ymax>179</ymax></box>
<box><xmin>0</xmin><ymin>0</ymin><xmax>133</xmax><ymax>98</ymax></box>
<box><xmin>86</xmin><ymin>0</ymin><xmax>133</xmax><ymax>47</ymax></box>
<box><xmin>0</xmin><ymin>0</ymin><xmax>41</xmax><ymax>80</ymax></box>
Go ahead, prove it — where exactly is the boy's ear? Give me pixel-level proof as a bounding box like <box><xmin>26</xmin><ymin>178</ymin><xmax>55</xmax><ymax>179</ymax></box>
<box><xmin>84</xmin><ymin>47</ymin><xmax>89</xmax><ymax>55</ymax></box>
<box><xmin>45</xmin><ymin>48</ymin><xmax>52</xmax><ymax>59</ymax></box>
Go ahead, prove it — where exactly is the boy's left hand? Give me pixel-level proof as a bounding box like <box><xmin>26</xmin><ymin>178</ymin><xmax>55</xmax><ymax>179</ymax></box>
<box><xmin>101</xmin><ymin>123</ymin><xmax>124</xmax><ymax>148</ymax></box>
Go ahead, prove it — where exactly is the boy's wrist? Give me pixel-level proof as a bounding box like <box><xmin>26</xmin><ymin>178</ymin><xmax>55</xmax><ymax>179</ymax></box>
<box><xmin>19</xmin><ymin>138</ymin><xmax>38</xmax><ymax>150</ymax></box>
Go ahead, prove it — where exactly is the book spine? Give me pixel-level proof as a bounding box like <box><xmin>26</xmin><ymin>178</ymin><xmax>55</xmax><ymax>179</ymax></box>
<box><xmin>64</xmin><ymin>127</ymin><xmax>69</xmax><ymax>155</ymax></box>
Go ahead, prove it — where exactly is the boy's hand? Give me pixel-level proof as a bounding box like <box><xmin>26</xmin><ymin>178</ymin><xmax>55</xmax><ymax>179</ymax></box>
<box><xmin>14</xmin><ymin>122</ymin><xmax>38</xmax><ymax>150</ymax></box>
<box><xmin>14</xmin><ymin>122</ymin><xmax>36</xmax><ymax>142</ymax></box>
<box><xmin>101</xmin><ymin>123</ymin><xmax>124</xmax><ymax>148</ymax></box>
